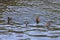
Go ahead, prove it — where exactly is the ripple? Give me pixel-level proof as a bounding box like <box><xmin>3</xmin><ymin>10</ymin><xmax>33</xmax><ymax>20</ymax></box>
<box><xmin>25</xmin><ymin>30</ymin><xmax>48</xmax><ymax>37</ymax></box>
<box><xmin>1</xmin><ymin>0</ymin><xmax>60</xmax><ymax>40</ymax></box>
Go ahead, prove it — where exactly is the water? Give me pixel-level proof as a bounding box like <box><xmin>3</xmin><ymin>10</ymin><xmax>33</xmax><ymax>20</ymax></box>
<box><xmin>0</xmin><ymin>0</ymin><xmax>60</xmax><ymax>40</ymax></box>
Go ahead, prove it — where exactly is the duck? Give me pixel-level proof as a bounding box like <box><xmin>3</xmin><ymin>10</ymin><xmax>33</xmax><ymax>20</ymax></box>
<box><xmin>45</xmin><ymin>21</ymin><xmax>53</xmax><ymax>30</ymax></box>
<box><xmin>45</xmin><ymin>21</ymin><xmax>51</xmax><ymax>29</ymax></box>
<box><xmin>7</xmin><ymin>17</ymin><xmax>12</xmax><ymax>24</ymax></box>
<box><xmin>16</xmin><ymin>21</ymin><xmax>29</xmax><ymax>28</ymax></box>
<box><xmin>0</xmin><ymin>17</ymin><xmax>14</xmax><ymax>27</ymax></box>
<box><xmin>36</xmin><ymin>16</ymin><xmax>40</xmax><ymax>24</ymax></box>
<box><xmin>28</xmin><ymin>16</ymin><xmax>45</xmax><ymax>27</ymax></box>
<box><xmin>24</xmin><ymin>21</ymin><xmax>29</xmax><ymax>27</ymax></box>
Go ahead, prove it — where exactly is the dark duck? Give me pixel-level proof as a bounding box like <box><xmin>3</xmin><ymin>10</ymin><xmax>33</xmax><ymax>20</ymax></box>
<box><xmin>7</xmin><ymin>17</ymin><xmax>12</xmax><ymax>24</ymax></box>
<box><xmin>36</xmin><ymin>16</ymin><xmax>40</xmax><ymax>24</ymax></box>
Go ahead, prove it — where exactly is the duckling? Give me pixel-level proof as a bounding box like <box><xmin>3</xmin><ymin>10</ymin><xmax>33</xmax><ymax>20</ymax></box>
<box><xmin>24</xmin><ymin>21</ymin><xmax>29</xmax><ymax>27</ymax></box>
<box><xmin>36</xmin><ymin>16</ymin><xmax>40</xmax><ymax>24</ymax></box>
<box><xmin>45</xmin><ymin>21</ymin><xmax>53</xmax><ymax>30</ymax></box>
<box><xmin>7</xmin><ymin>17</ymin><xmax>12</xmax><ymax>24</ymax></box>
<box><xmin>45</xmin><ymin>21</ymin><xmax>50</xmax><ymax>29</ymax></box>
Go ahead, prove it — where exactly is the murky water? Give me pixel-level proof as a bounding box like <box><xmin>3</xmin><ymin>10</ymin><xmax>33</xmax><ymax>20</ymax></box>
<box><xmin>0</xmin><ymin>0</ymin><xmax>60</xmax><ymax>40</ymax></box>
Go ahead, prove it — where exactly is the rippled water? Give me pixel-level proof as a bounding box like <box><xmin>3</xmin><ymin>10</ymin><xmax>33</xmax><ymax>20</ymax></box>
<box><xmin>0</xmin><ymin>0</ymin><xmax>60</xmax><ymax>40</ymax></box>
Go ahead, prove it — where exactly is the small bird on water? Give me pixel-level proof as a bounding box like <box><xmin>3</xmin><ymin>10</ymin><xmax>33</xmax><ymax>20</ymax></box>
<box><xmin>24</xmin><ymin>21</ymin><xmax>29</xmax><ymax>27</ymax></box>
<box><xmin>45</xmin><ymin>21</ymin><xmax>53</xmax><ymax>30</ymax></box>
<box><xmin>36</xmin><ymin>16</ymin><xmax>40</xmax><ymax>24</ymax></box>
<box><xmin>7</xmin><ymin>17</ymin><xmax>12</xmax><ymax>24</ymax></box>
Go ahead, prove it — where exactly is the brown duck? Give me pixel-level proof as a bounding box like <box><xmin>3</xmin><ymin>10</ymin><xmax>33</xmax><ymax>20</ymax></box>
<box><xmin>36</xmin><ymin>16</ymin><xmax>40</xmax><ymax>24</ymax></box>
<box><xmin>45</xmin><ymin>21</ymin><xmax>53</xmax><ymax>29</ymax></box>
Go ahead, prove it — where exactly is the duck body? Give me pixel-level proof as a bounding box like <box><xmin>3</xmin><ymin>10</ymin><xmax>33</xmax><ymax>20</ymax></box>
<box><xmin>36</xmin><ymin>16</ymin><xmax>40</xmax><ymax>24</ymax></box>
<box><xmin>45</xmin><ymin>21</ymin><xmax>54</xmax><ymax>30</ymax></box>
<box><xmin>45</xmin><ymin>22</ymin><xmax>51</xmax><ymax>29</ymax></box>
<box><xmin>7</xmin><ymin>17</ymin><xmax>12</xmax><ymax>24</ymax></box>
<box><xmin>24</xmin><ymin>21</ymin><xmax>29</xmax><ymax>27</ymax></box>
